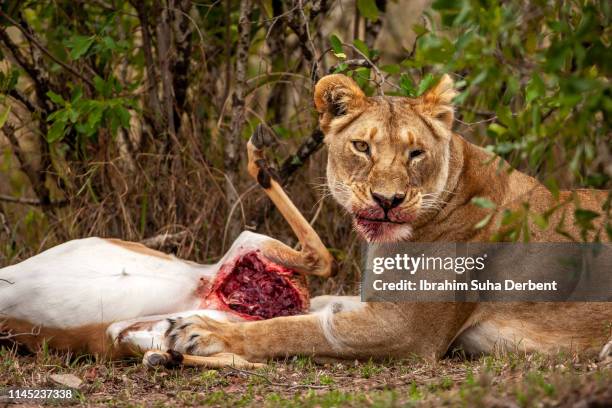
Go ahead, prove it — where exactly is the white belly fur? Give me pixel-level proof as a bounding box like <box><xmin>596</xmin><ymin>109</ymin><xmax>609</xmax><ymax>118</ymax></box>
<box><xmin>0</xmin><ymin>238</ymin><xmax>210</xmax><ymax>328</ymax></box>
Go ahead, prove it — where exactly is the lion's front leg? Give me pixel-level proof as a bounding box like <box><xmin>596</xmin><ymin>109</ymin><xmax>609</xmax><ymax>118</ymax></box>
<box><xmin>166</xmin><ymin>300</ymin><xmax>419</xmax><ymax>362</ymax></box>
<box><xmin>166</xmin><ymin>314</ymin><xmax>336</xmax><ymax>361</ymax></box>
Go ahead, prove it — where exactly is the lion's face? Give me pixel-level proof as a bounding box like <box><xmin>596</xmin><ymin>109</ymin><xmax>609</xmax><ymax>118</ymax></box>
<box><xmin>314</xmin><ymin>74</ymin><xmax>458</xmax><ymax>242</ymax></box>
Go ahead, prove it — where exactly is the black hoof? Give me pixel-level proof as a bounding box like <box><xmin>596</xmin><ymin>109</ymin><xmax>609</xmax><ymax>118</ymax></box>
<box><xmin>251</xmin><ymin>124</ymin><xmax>278</xmax><ymax>149</ymax></box>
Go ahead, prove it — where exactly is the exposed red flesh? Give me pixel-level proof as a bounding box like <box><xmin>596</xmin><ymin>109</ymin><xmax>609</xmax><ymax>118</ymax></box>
<box><xmin>203</xmin><ymin>251</ymin><xmax>309</xmax><ymax>320</ymax></box>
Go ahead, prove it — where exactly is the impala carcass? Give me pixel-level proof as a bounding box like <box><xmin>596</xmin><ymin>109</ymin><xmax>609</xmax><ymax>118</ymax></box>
<box><xmin>0</xmin><ymin>127</ymin><xmax>333</xmax><ymax>366</ymax></box>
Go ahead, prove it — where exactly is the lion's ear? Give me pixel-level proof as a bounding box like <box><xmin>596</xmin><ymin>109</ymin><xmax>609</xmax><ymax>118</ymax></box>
<box><xmin>314</xmin><ymin>74</ymin><xmax>366</xmax><ymax>121</ymax></box>
<box><xmin>420</xmin><ymin>74</ymin><xmax>458</xmax><ymax>128</ymax></box>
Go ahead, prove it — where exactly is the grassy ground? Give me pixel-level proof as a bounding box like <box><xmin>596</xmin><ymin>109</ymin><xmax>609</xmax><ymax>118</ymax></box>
<box><xmin>0</xmin><ymin>346</ymin><xmax>610</xmax><ymax>407</ymax></box>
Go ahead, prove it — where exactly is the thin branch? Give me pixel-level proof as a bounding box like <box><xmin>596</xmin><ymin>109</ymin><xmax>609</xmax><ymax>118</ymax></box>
<box><xmin>279</xmin><ymin>128</ymin><xmax>325</xmax><ymax>184</ymax></box>
<box><xmin>342</xmin><ymin>42</ymin><xmax>386</xmax><ymax>95</ymax></box>
<box><xmin>0</xmin><ymin>10</ymin><xmax>95</xmax><ymax>90</ymax></box>
<box><xmin>285</xmin><ymin>0</ymin><xmax>321</xmax><ymax>81</ymax></box>
<box><xmin>8</xmin><ymin>89</ymin><xmax>42</xmax><ymax>114</ymax></box>
<box><xmin>140</xmin><ymin>231</ymin><xmax>189</xmax><ymax>248</ymax></box>
<box><xmin>0</xmin><ymin>326</ymin><xmax>41</xmax><ymax>340</ymax></box>
<box><xmin>0</xmin><ymin>194</ymin><xmax>67</xmax><ymax>207</ymax></box>
<box><xmin>329</xmin><ymin>58</ymin><xmax>374</xmax><ymax>73</ymax></box>
<box><xmin>0</xmin><ymin>27</ymin><xmax>52</xmax><ymax>113</ymax></box>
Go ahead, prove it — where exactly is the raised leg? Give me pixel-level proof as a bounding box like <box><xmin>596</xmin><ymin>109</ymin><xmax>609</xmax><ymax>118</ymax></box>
<box><xmin>247</xmin><ymin>125</ymin><xmax>333</xmax><ymax>277</ymax></box>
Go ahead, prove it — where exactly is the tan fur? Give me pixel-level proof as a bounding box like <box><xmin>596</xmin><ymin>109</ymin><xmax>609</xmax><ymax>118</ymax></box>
<box><xmin>105</xmin><ymin>238</ymin><xmax>173</xmax><ymax>260</ymax></box>
<box><xmin>0</xmin><ymin>318</ymin><xmax>131</xmax><ymax>357</ymax></box>
<box><xmin>169</xmin><ymin>74</ymin><xmax>611</xmax><ymax>362</ymax></box>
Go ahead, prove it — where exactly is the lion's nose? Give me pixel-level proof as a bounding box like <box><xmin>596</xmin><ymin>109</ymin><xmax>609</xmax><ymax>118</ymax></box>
<box><xmin>371</xmin><ymin>191</ymin><xmax>406</xmax><ymax>211</ymax></box>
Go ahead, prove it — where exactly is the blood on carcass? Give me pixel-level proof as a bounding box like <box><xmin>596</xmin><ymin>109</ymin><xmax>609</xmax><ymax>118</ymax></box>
<box><xmin>204</xmin><ymin>251</ymin><xmax>308</xmax><ymax>320</ymax></box>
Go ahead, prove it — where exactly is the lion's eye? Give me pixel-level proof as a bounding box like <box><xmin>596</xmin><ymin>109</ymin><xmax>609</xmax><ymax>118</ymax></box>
<box><xmin>352</xmin><ymin>140</ymin><xmax>370</xmax><ymax>154</ymax></box>
<box><xmin>409</xmin><ymin>149</ymin><xmax>425</xmax><ymax>159</ymax></box>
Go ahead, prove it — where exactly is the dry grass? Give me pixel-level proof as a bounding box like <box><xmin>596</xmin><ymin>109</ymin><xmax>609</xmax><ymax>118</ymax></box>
<box><xmin>1</xmin><ymin>346</ymin><xmax>610</xmax><ymax>407</ymax></box>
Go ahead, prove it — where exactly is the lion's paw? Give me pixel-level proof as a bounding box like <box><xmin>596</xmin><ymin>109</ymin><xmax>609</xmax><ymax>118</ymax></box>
<box><xmin>165</xmin><ymin>315</ymin><xmax>228</xmax><ymax>356</ymax></box>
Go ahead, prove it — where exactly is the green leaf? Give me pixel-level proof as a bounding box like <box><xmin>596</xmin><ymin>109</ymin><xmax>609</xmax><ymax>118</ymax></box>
<box><xmin>471</xmin><ymin>197</ymin><xmax>496</xmax><ymax>209</ymax></box>
<box><xmin>330</xmin><ymin>34</ymin><xmax>343</xmax><ymax>55</ymax></box>
<box><xmin>0</xmin><ymin>106</ymin><xmax>10</xmax><ymax>128</ymax></box>
<box><xmin>574</xmin><ymin>209</ymin><xmax>600</xmax><ymax>225</ymax></box>
<box><xmin>474</xmin><ymin>213</ymin><xmax>493</xmax><ymax>229</ymax></box>
<box><xmin>357</xmin><ymin>0</ymin><xmax>379</xmax><ymax>20</ymax></box>
<box><xmin>47</xmin><ymin>91</ymin><xmax>65</xmax><ymax>105</ymax></box>
<box><xmin>412</xmin><ymin>24</ymin><xmax>429</xmax><ymax>36</ymax></box>
<box><xmin>47</xmin><ymin>120</ymin><xmax>67</xmax><ymax>143</ymax></box>
<box><xmin>526</xmin><ymin>74</ymin><xmax>545</xmax><ymax>104</ymax></box>
<box><xmin>416</xmin><ymin>73</ymin><xmax>436</xmax><ymax>96</ymax></box>
<box><xmin>116</xmin><ymin>106</ymin><xmax>131</xmax><ymax>128</ymax></box>
<box><xmin>68</xmin><ymin>35</ymin><xmax>95</xmax><ymax>60</ymax></box>
<box><xmin>101</xmin><ymin>36</ymin><xmax>117</xmax><ymax>51</ymax></box>
<box><xmin>533</xmin><ymin>213</ymin><xmax>549</xmax><ymax>230</ymax></box>
<box><xmin>399</xmin><ymin>74</ymin><xmax>416</xmax><ymax>97</ymax></box>
<box><xmin>488</xmin><ymin>123</ymin><xmax>507</xmax><ymax>136</ymax></box>
<box><xmin>333</xmin><ymin>62</ymin><xmax>348</xmax><ymax>73</ymax></box>
<box><xmin>353</xmin><ymin>39</ymin><xmax>370</xmax><ymax>58</ymax></box>
<box><xmin>380</xmin><ymin>64</ymin><xmax>400</xmax><ymax>74</ymax></box>
<box><xmin>87</xmin><ymin>106</ymin><xmax>104</xmax><ymax>128</ymax></box>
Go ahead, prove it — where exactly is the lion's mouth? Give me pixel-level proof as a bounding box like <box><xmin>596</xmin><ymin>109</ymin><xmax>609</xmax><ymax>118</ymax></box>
<box><xmin>355</xmin><ymin>216</ymin><xmax>405</xmax><ymax>225</ymax></box>
<box><xmin>352</xmin><ymin>209</ymin><xmax>414</xmax><ymax>242</ymax></box>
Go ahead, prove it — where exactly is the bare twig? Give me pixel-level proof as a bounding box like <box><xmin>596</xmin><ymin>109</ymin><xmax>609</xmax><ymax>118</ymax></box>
<box><xmin>285</xmin><ymin>0</ymin><xmax>326</xmax><ymax>81</ymax></box>
<box><xmin>0</xmin><ymin>194</ymin><xmax>66</xmax><ymax>207</ymax></box>
<box><xmin>8</xmin><ymin>89</ymin><xmax>42</xmax><ymax>114</ymax></box>
<box><xmin>0</xmin><ymin>10</ymin><xmax>95</xmax><ymax>90</ymax></box>
<box><xmin>342</xmin><ymin>42</ymin><xmax>386</xmax><ymax>94</ymax></box>
<box><xmin>279</xmin><ymin>128</ymin><xmax>325</xmax><ymax>183</ymax></box>
<box><xmin>329</xmin><ymin>58</ymin><xmax>374</xmax><ymax>73</ymax></box>
<box><xmin>140</xmin><ymin>231</ymin><xmax>189</xmax><ymax>248</ymax></box>
<box><xmin>0</xmin><ymin>326</ymin><xmax>41</xmax><ymax>340</ymax></box>
<box><xmin>0</xmin><ymin>27</ymin><xmax>53</xmax><ymax>113</ymax></box>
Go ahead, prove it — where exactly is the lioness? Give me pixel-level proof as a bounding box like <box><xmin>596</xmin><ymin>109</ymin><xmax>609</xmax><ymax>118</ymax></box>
<box><xmin>167</xmin><ymin>74</ymin><xmax>611</xmax><ymax>361</ymax></box>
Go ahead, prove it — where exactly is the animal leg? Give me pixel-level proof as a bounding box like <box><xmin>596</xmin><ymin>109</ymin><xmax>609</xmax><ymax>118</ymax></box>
<box><xmin>164</xmin><ymin>299</ymin><xmax>435</xmax><ymax>362</ymax></box>
<box><xmin>247</xmin><ymin>125</ymin><xmax>333</xmax><ymax>277</ymax></box>
<box><xmin>143</xmin><ymin>350</ymin><xmax>265</xmax><ymax>370</ymax></box>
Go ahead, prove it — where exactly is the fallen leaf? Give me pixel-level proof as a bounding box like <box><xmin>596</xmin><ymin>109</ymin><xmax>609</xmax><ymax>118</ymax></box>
<box><xmin>50</xmin><ymin>373</ymin><xmax>83</xmax><ymax>389</ymax></box>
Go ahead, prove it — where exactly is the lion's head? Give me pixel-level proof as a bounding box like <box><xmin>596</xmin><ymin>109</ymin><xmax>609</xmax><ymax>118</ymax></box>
<box><xmin>314</xmin><ymin>74</ymin><xmax>458</xmax><ymax>242</ymax></box>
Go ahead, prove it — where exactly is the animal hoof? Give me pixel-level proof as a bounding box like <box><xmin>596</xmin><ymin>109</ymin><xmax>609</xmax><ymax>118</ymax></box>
<box><xmin>143</xmin><ymin>349</ymin><xmax>184</xmax><ymax>369</ymax></box>
<box><xmin>250</xmin><ymin>125</ymin><xmax>278</xmax><ymax>150</ymax></box>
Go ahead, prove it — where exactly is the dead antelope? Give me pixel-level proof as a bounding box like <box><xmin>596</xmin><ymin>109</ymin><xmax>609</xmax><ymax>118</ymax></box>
<box><xmin>0</xmin><ymin>126</ymin><xmax>332</xmax><ymax>369</ymax></box>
